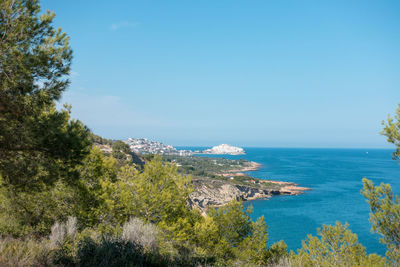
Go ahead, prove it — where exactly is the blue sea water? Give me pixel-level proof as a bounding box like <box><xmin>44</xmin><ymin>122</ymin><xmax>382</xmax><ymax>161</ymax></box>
<box><xmin>178</xmin><ymin>147</ymin><xmax>400</xmax><ymax>255</ymax></box>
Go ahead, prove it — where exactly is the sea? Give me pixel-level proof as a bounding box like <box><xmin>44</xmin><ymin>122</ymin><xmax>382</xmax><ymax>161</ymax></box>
<box><xmin>178</xmin><ymin>147</ymin><xmax>400</xmax><ymax>256</ymax></box>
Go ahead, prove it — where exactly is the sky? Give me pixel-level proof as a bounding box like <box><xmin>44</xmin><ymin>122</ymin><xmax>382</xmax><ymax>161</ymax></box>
<box><xmin>42</xmin><ymin>0</ymin><xmax>400</xmax><ymax>148</ymax></box>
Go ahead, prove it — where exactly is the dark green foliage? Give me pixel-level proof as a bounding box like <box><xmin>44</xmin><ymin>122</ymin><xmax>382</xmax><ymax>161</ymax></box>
<box><xmin>0</xmin><ymin>180</ymin><xmax>77</xmax><ymax>237</ymax></box>
<box><xmin>75</xmin><ymin>237</ymin><xmax>146</xmax><ymax>267</ymax></box>
<box><xmin>0</xmin><ymin>106</ymin><xmax>91</xmax><ymax>191</ymax></box>
<box><xmin>0</xmin><ymin>0</ymin><xmax>92</xmax><ymax>191</ymax></box>
<box><xmin>112</xmin><ymin>140</ymin><xmax>131</xmax><ymax>160</ymax></box>
<box><xmin>0</xmin><ymin>147</ymin><xmax>118</xmax><ymax>237</ymax></box>
<box><xmin>90</xmin><ymin>133</ymin><xmax>113</xmax><ymax>146</ymax></box>
<box><xmin>52</xmin><ymin>234</ymin><xmax>202</xmax><ymax>267</ymax></box>
<box><xmin>163</xmin><ymin>155</ymin><xmax>250</xmax><ymax>178</ymax></box>
<box><xmin>209</xmin><ymin>202</ymin><xmax>254</xmax><ymax>248</ymax></box>
<box><xmin>193</xmin><ymin>201</ymin><xmax>288</xmax><ymax>265</ymax></box>
<box><xmin>264</xmin><ymin>240</ymin><xmax>289</xmax><ymax>265</ymax></box>
<box><xmin>143</xmin><ymin>154</ymin><xmax>156</xmax><ymax>161</ymax></box>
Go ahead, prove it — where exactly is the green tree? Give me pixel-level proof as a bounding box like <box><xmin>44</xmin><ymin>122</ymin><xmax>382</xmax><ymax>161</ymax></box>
<box><xmin>362</xmin><ymin>179</ymin><xmax>400</xmax><ymax>265</ymax></box>
<box><xmin>98</xmin><ymin>156</ymin><xmax>201</xmax><ymax>258</ymax></box>
<box><xmin>100</xmin><ymin>156</ymin><xmax>193</xmax><ymax>225</ymax></box>
<box><xmin>73</xmin><ymin>147</ymin><xmax>118</xmax><ymax>227</ymax></box>
<box><xmin>359</xmin><ymin>103</ymin><xmax>400</xmax><ymax>265</ymax></box>
<box><xmin>194</xmin><ymin>201</ymin><xmax>286</xmax><ymax>265</ymax></box>
<box><xmin>293</xmin><ymin>222</ymin><xmax>386</xmax><ymax>267</ymax></box>
<box><xmin>381</xmin><ymin>103</ymin><xmax>400</xmax><ymax>162</ymax></box>
<box><xmin>0</xmin><ymin>0</ymin><xmax>91</xmax><ymax>192</ymax></box>
<box><xmin>0</xmin><ymin>147</ymin><xmax>118</xmax><ymax>236</ymax></box>
<box><xmin>209</xmin><ymin>201</ymin><xmax>253</xmax><ymax>248</ymax></box>
<box><xmin>0</xmin><ymin>177</ymin><xmax>76</xmax><ymax>236</ymax></box>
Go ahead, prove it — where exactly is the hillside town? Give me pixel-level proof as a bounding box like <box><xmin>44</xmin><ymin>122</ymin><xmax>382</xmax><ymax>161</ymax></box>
<box><xmin>124</xmin><ymin>138</ymin><xmax>246</xmax><ymax>156</ymax></box>
<box><xmin>124</xmin><ymin>138</ymin><xmax>192</xmax><ymax>156</ymax></box>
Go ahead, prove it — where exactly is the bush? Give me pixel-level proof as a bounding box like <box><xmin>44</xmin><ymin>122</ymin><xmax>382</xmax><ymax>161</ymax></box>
<box><xmin>122</xmin><ymin>218</ymin><xmax>159</xmax><ymax>253</ymax></box>
<box><xmin>76</xmin><ymin>236</ymin><xmax>146</xmax><ymax>267</ymax></box>
<box><xmin>49</xmin><ymin>217</ymin><xmax>77</xmax><ymax>249</ymax></box>
<box><xmin>292</xmin><ymin>222</ymin><xmax>386</xmax><ymax>267</ymax></box>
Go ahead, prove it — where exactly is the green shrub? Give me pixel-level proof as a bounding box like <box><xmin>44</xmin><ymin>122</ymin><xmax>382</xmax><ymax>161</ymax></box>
<box><xmin>292</xmin><ymin>222</ymin><xmax>386</xmax><ymax>267</ymax></box>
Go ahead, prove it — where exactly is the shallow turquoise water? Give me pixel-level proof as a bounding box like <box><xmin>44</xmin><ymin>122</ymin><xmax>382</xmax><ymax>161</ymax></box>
<box><xmin>179</xmin><ymin>147</ymin><xmax>400</xmax><ymax>255</ymax></box>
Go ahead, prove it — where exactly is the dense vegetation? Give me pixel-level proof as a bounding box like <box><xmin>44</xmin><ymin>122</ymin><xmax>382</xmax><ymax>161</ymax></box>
<box><xmin>162</xmin><ymin>155</ymin><xmax>281</xmax><ymax>190</ymax></box>
<box><xmin>0</xmin><ymin>1</ymin><xmax>399</xmax><ymax>266</ymax></box>
<box><xmin>163</xmin><ymin>156</ymin><xmax>251</xmax><ymax>178</ymax></box>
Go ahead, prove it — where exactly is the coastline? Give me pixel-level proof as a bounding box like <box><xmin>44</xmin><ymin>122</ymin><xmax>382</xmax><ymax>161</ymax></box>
<box><xmin>229</xmin><ymin>160</ymin><xmax>311</xmax><ymax>195</ymax></box>
<box><xmin>224</xmin><ymin>161</ymin><xmax>262</xmax><ymax>174</ymax></box>
<box><xmin>190</xmin><ymin>160</ymin><xmax>311</xmax><ymax>212</ymax></box>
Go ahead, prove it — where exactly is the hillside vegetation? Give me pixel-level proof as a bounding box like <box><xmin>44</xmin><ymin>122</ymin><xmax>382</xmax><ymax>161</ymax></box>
<box><xmin>0</xmin><ymin>1</ymin><xmax>399</xmax><ymax>266</ymax></box>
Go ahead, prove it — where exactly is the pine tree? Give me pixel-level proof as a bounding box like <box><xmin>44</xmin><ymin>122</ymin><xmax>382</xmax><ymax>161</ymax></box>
<box><xmin>0</xmin><ymin>0</ymin><xmax>91</xmax><ymax>191</ymax></box>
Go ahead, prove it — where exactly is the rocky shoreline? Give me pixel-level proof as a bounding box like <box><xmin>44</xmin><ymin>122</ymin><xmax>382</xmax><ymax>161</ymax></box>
<box><xmin>190</xmin><ymin>178</ymin><xmax>310</xmax><ymax>213</ymax></box>
<box><xmin>189</xmin><ymin>162</ymin><xmax>311</xmax><ymax>213</ymax></box>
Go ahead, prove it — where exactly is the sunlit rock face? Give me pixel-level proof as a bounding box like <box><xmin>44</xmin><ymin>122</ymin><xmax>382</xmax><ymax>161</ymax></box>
<box><xmin>202</xmin><ymin>144</ymin><xmax>245</xmax><ymax>155</ymax></box>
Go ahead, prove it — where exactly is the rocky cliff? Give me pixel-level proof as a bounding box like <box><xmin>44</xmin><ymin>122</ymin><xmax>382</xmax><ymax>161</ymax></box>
<box><xmin>189</xmin><ymin>178</ymin><xmax>310</xmax><ymax>212</ymax></box>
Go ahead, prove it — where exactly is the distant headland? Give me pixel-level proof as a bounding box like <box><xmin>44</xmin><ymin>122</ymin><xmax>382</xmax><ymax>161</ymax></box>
<box><xmin>197</xmin><ymin>144</ymin><xmax>245</xmax><ymax>155</ymax></box>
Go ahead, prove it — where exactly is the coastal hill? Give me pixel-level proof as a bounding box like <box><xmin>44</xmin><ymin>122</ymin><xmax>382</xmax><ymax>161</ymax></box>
<box><xmin>124</xmin><ymin>137</ymin><xmax>192</xmax><ymax>156</ymax></box>
<box><xmin>122</xmin><ymin>138</ymin><xmax>246</xmax><ymax>156</ymax></box>
<box><xmin>201</xmin><ymin>144</ymin><xmax>245</xmax><ymax>155</ymax></box>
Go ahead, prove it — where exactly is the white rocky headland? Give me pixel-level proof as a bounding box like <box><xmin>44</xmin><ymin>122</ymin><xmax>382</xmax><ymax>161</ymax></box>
<box><xmin>202</xmin><ymin>144</ymin><xmax>245</xmax><ymax>155</ymax></box>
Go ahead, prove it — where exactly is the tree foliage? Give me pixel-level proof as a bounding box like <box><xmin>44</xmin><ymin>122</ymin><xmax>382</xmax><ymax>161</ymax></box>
<box><xmin>2</xmin><ymin>0</ymin><xmax>399</xmax><ymax>266</ymax></box>
<box><xmin>293</xmin><ymin>222</ymin><xmax>386</xmax><ymax>266</ymax></box>
<box><xmin>73</xmin><ymin>147</ymin><xmax>118</xmax><ymax>227</ymax></box>
<box><xmin>357</xmin><ymin>102</ymin><xmax>400</xmax><ymax>265</ymax></box>
<box><xmin>0</xmin><ymin>178</ymin><xmax>76</xmax><ymax>237</ymax></box>
<box><xmin>194</xmin><ymin>201</ymin><xmax>286</xmax><ymax>265</ymax></box>
<box><xmin>362</xmin><ymin>178</ymin><xmax>400</xmax><ymax>265</ymax></box>
<box><xmin>100</xmin><ymin>156</ymin><xmax>193</xmax><ymax>226</ymax></box>
<box><xmin>111</xmin><ymin>140</ymin><xmax>131</xmax><ymax>160</ymax></box>
<box><xmin>0</xmin><ymin>147</ymin><xmax>117</xmax><ymax>236</ymax></box>
<box><xmin>382</xmin><ymin>103</ymin><xmax>400</xmax><ymax>162</ymax></box>
<box><xmin>0</xmin><ymin>0</ymin><xmax>91</xmax><ymax>191</ymax></box>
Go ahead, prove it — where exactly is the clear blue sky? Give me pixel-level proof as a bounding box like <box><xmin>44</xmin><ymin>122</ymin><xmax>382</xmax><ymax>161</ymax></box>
<box><xmin>42</xmin><ymin>0</ymin><xmax>400</xmax><ymax>147</ymax></box>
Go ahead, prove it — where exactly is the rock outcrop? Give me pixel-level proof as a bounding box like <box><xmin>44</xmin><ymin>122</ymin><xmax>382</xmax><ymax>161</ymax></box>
<box><xmin>202</xmin><ymin>144</ymin><xmax>245</xmax><ymax>155</ymax></box>
<box><xmin>189</xmin><ymin>178</ymin><xmax>310</xmax><ymax>212</ymax></box>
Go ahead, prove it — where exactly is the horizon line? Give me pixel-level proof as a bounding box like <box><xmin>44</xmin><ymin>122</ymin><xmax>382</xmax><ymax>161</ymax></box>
<box><xmin>174</xmin><ymin>145</ymin><xmax>395</xmax><ymax>150</ymax></box>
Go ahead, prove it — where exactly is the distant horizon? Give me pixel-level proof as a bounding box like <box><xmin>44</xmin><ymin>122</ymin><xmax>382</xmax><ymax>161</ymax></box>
<box><xmin>115</xmin><ymin>136</ymin><xmax>395</xmax><ymax>150</ymax></box>
<box><xmin>176</xmin><ymin>145</ymin><xmax>395</xmax><ymax>150</ymax></box>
